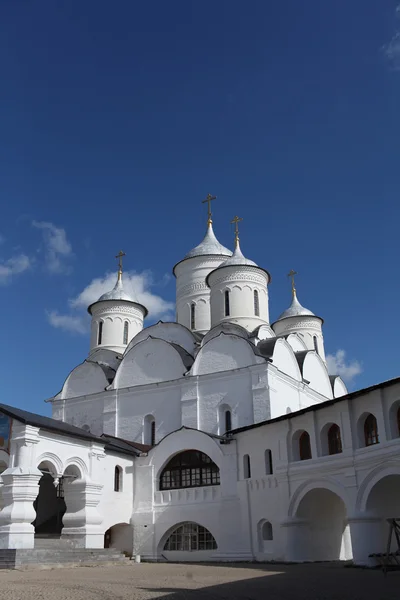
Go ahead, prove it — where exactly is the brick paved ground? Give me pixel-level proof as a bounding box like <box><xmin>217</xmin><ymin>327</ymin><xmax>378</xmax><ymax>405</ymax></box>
<box><xmin>1</xmin><ymin>562</ymin><xmax>399</xmax><ymax>600</ymax></box>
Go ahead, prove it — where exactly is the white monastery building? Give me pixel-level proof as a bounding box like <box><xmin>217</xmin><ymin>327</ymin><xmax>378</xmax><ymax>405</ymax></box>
<box><xmin>0</xmin><ymin>198</ymin><xmax>399</xmax><ymax>566</ymax></box>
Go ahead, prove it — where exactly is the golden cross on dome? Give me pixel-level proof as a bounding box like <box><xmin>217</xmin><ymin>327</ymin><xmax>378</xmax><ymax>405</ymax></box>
<box><xmin>202</xmin><ymin>193</ymin><xmax>216</xmax><ymax>225</ymax></box>
<box><xmin>231</xmin><ymin>215</ymin><xmax>243</xmax><ymax>246</ymax></box>
<box><xmin>115</xmin><ymin>250</ymin><xmax>126</xmax><ymax>280</ymax></box>
<box><xmin>287</xmin><ymin>269</ymin><xmax>297</xmax><ymax>296</ymax></box>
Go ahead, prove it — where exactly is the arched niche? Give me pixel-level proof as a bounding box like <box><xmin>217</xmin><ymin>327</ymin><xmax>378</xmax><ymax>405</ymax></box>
<box><xmin>191</xmin><ymin>333</ymin><xmax>263</xmax><ymax>376</ymax></box>
<box><xmin>60</xmin><ymin>361</ymin><xmax>109</xmax><ymax>399</ymax></box>
<box><xmin>124</xmin><ymin>322</ymin><xmax>197</xmax><ymax>356</ymax></box>
<box><xmin>113</xmin><ymin>337</ymin><xmax>188</xmax><ymax>388</ymax></box>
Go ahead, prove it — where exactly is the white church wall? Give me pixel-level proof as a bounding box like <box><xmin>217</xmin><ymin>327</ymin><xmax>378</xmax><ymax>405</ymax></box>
<box><xmin>132</xmin><ymin>429</ymin><xmax>252</xmax><ymax>561</ymax></box>
<box><xmin>57</xmin><ymin>392</ymin><xmax>106</xmax><ymax>436</ymax></box>
<box><xmin>192</xmin><ymin>334</ymin><xmax>264</xmax><ymax>376</ymax></box>
<box><xmin>89</xmin><ymin>300</ymin><xmax>145</xmax><ymax>355</ymax></box>
<box><xmin>301</xmin><ymin>352</ymin><xmax>333</xmax><ymax>399</ymax></box>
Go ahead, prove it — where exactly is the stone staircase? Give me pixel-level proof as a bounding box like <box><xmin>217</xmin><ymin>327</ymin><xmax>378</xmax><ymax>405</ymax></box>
<box><xmin>0</xmin><ymin>536</ymin><xmax>130</xmax><ymax>570</ymax></box>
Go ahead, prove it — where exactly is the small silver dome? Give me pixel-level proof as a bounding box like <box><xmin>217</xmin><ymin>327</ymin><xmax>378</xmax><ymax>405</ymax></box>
<box><xmin>97</xmin><ymin>277</ymin><xmax>136</xmax><ymax>303</ymax></box>
<box><xmin>277</xmin><ymin>291</ymin><xmax>315</xmax><ymax>320</ymax></box>
<box><xmin>184</xmin><ymin>223</ymin><xmax>232</xmax><ymax>259</ymax></box>
<box><xmin>217</xmin><ymin>240</ymin><xmax>257</xmax><ymax>267</ymax></box>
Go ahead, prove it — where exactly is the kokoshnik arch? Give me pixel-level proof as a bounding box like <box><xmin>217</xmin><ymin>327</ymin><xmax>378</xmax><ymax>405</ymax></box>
<box><xmin>0</xmin><ymin>195</ymin><xmax>399</xmax><ymax>566</ymax></box>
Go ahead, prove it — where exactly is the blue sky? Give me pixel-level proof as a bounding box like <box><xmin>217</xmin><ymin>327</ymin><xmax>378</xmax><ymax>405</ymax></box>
<box><xmin>0</xmin><ymin>1</ymin><xmax>399</xmax><ymax>415</ymax></box>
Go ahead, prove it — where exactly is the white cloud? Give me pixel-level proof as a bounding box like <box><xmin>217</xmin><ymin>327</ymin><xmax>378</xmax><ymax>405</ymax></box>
<box><xmin>48</xmin><ymin>270</ymin><xmax>174</xmax><ymax>335</ymax></box>
<box><xmin>32</xmin><ymin>221</ymin><xmax>73</xmax><ymax>273</ymax></box>
<box><xmin>0</xmin><ymin>254</ymin><xmax>31</xmax><ymax>284</ymax></box>
<box><xmin>326</xmin><ymin>349</ymin><xmax>362</xmax><ymax>384</ymax></box>
<box><xmin>384</xmin><ymin>5</ymin><xmax>400</xmax><ymax>69</ymax></box>
<box><xmin>70</xmin><ymin>270</ymin><xmax>174</xmax><ymax>320</ymax></box>
<box><xmin>47</xmin><ymin>311</ymin><xmax>88</xmax><ymax>334</ymax></box>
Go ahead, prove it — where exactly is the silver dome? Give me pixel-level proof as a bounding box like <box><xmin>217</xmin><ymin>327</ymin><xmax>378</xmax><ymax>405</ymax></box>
<box><xmin>184</xmin><ymin>223</ymin><xmax>232</xmax><ymax>259</ymax></box>
<box><xmin>97</xmin><ymin>278</ymin><xmax>136</xmax><ymax>303</ymax></box>
<box><xmin>217</xmin><ymin>240</ymin><xmax>257</xmax><ymax>267</ymax></box>
<box><xmin>277</xmin><ymin>291</ymin><xmax>315</xmax><ymax>320</ymax></box>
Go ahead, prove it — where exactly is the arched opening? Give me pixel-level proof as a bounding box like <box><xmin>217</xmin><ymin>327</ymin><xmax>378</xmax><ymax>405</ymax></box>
<box><xmin>224</xmin><ymin>290</ymin><xmax>230</xmax><ymax>317</ymax></box>
<box><xmin>264</xmin><ymin>449</ymin><xmax>273</xmax><ymax>475</ymax></box>
<box><xmin>254</xmin><ymin>290</ymin><xmax>260</xmax><ymax>316</ymax></box>
<box><xmin>364</xmin><ymin>413</ymin><xmax>379</xmax><ymax>446</ymax></box>
<box><xmin>190</xmin><ymin>303</ymin><xmax>196</xmax><ymax>330</ymax></box>
<box><xmin>257</xmin><ymin>519</ymin><xmax>273</xmax><ymax>553</ymax></box>
<box><xmin>243</xmin><ymin>454</ymin><xmax>251</xmax><ymax>479</ymax></box>
<box><xmin>299</xmin><ymin>431</ymin><xmax>312</xmax><ymax>460</ymax></box>
<box><xmin>143</xmin><ymin>414</ymin><xmax>155</xmax><ymax>445</ymax></box>
<box><xmin>98</xmin><ymin>321</ymin><xmax>103</xmax><ymax>345</ymax></box>
<box><xmin>114</xmin><ymin>466</ymin><xmax>123</xmax><ymax>492</ymax></box>
<box><xmin>162</xmin><ymin>522</ymin><xmax>217</xmax><ymax>557</ymax></box>
<box><xmin>160</xmin><ymin>450</ymin><xmax>220</xmax><ymax>490</ymax></box>
<box><xmin>313</xmin><ymin>335</ymin><xmax>318</xmax><ymax>354</ymax></box>
<box><xmin>365</xmin><ymin>474</ymin><xmax>400</xmax><ymax>555</ymax></box>
<box><xmin>33</xmin><ymin>461</ymin><xmax>66</xmax><ymax>538</ymax></box>
<box><xmin>388</xmin><ymin>401</ymin><xmax>400</xmax><ymax>439</ymax></box>
<box><xmin>292</xmin><ymin>488</ymin><xmax>352</xmax><ymax>561</ymax></box>
<box><xmin>104</xmin><ymin>522</ymin><xmax>132</xmax><ymax>555</ymax></box>
<box><xmin>123</xmin><ymin>321</ymin><xmax>129</xmax><ymax>345</ymax></box>
<box><xmin>322</xmin><ymin>423</ymin><xmax>342</xmax><ymax>455</ymax></box>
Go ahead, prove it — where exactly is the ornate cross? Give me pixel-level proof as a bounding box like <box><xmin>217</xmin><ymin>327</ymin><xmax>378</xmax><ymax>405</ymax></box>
<box><xmin>115</xmin><ymin>250</ymin><xmax>126</xmax><ymax>274</ymax></box>
<box><xmin>202</xmin><ymin>193</ymin><xmax>216</xmax><ymax>225</ymax></box>
<box><xmin>287</xmin><ymin>269</ymin><xmax>297</xmax><ymax>295</ymax></box>
<box><xmin>231</xmin><ymin>215</ymin><xmax>243</xmax><ymax>245</ymax></box>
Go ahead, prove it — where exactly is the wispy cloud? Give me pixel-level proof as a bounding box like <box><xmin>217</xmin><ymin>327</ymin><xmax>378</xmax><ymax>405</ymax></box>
<box><xmin>47</xmin><ymin>311</ymin><xmax>88</xmax><ymax>334</ymax></box>
<box><xmin>0</xmin><ymin>254</ymin><xmax>31</xmax><ymax>284</ymax></box>
<box><xmin>326</xmin><ymin>349</ymin><xmax>362</xmax><ymax>384</ymax></box>
<box><xmin>32</xmin><ymin>221</ymin><xmax>73</xmax><ymax>274</ymax></box>
<box><xmin>48</xmin><ymin>270</ymin><xmax>174</xmax><ymax>335</ymax></box>
<box><xmin>384</xmin><ymin>4</ymin><xmax>400</xmax><ymax>70</ymax></box>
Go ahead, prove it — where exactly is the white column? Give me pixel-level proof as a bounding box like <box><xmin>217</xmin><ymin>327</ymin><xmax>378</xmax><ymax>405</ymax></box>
<box><xmin>348</xmin><ymin>514</ymin><xmax>385</xmax><ymax>566</ymax></box>
<box><xmin>281</xmin><ymin>517</ymin><xmax>309</xmax><ymax>562</ymax></box>
<box><xmin>0</xmin><ymin>424</ymin><xmax>41</xmax><ymax>549</ymax></box>
<box><xmin>62</xmin><ymin>477</ymin><xmax>104</xmax><ymax>548</ymax></box>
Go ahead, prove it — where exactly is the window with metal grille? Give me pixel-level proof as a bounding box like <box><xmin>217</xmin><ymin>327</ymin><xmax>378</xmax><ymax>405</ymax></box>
<box><xmin>123</xmin><ymin>321</ymin><xmax>129</xmax><ymax>344</ymax></box>
<box><xmin>163</xmin><ymin>523</ymin><xmax>217</xmax><ymax>551</ymax></box>
<box><xmin>56</xmin><ymin>477</ymin><xmax>64</xmax><ymax>499</ymax></box>
<box><xmin>364</xmin><ymin>414</ymin><xmax>379</xmax><ymax>446</ymax></box>
<box><xmin>224</xmin><ymin>291</ymin><xmax>230</xmax><ymax>317</ymax></box>
<box><xmin>328</xmin><ymin>424</ymin><xmax>342</xmax><ymax>455</ymax></box>
<box><xmin>151</xmin><ymin>420</ymin><xmax>156</xmax><ymax>446</ymax></box>
<box><xmin>160</xmin><ymin>451</ymin><xmax>220</xmax><ymax>490</ymax></box>
<box><xmin>254</xmin><ymin>290</ymin><xmax>260</xmax><ymax>316</ymax></box>
<box><xmin>313</xmin><ymin>335</ymin><xmax>318</xmax><ymax>354</ymax></box>
<box><xmin>98</xmin><ymin>321</ymin><xmax>103</xmax><ymax>345</ymax></box>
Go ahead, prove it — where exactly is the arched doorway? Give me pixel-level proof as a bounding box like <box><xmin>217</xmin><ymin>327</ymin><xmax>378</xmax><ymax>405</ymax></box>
<box><xmin>104</xmin><ymin>523</ymin><xmax>132</xmax><ymax>555</ymax></box>
<box><xmin>365</xmin><ymin>474</ymin><xmax>400</xmax><ymax>554</ymax></box>
<box><xmin>33</xmin><ymin>462</ymin><xmax>66</xmax><ymax>536</ymax></box>
<box><xmin>291</xmin><ymin>488</ymin><xmax>352</xmax><ymax>561</ymax></box>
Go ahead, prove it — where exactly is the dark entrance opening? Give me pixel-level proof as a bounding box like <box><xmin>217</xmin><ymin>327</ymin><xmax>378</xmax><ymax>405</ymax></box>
<box><xmin>33</xmin><ymin>473</ymin><xmax>66</xmax><ymax>535</ymax></box>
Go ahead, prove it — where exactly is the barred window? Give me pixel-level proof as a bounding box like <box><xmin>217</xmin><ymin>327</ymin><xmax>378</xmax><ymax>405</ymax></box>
<box><xmin>364</xmin><ymin>414</ymin><xmax>379</xmax><ymax>446</ymax></box>
<box><xmin>328</xmin><ymin>424</ymin><xmax>342</xmax><ymax>455</ymax></box>
<box><xmin>98</xmin><ymin>321</ymin><xmax>103</xmax><ymax>345</ymax></box>
<box><xmin>123</xmin><ymin>321</ymin><xmax>129</xmax><ymax>344</ymax></box>
<box><xmin>254</xmin><ymin>290</ymin><xmax>260</xmax><ymax>316</ymax></box>
<box><xmin>160</xmin><ymin>450</ymin><xmax>220</xmax><ymax>490</ymax></box>
<box><xmin>164</xmin><ymin>522</ymin><xmax>217</xmax><ymax>551</ymax></box>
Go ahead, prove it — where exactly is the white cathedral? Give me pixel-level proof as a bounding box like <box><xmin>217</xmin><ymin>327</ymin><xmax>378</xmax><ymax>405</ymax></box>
<box><xmin>0</xmin><ymin>200</ymin><xmax>399</xmax><ymax>567</ymax></box>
